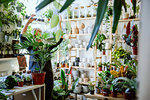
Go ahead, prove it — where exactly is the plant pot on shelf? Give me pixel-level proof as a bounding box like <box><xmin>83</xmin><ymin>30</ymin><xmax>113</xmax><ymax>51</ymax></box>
<box><xmin>111</xmin><ymin>91</ymin><xmax>117</xmax><ymax>97</ymax></box>
<box><xmin>25</xmin><ymin>80</ymin><xmax>32</xmax><ymax>86</ymax></box>
<box><xmin>65</xmin><ymin>63</ymin><xmax>69</xmax><ymax>68</ymax></box>
<box><xmin>132</xmin><ymin>46</ymin><xmax>138</xmax><ymax>55</ymax></box>
<box><xmin>98</xmin><ymin>66</ymin><xmax>102</xmax><ymax>71</ymax></box>
<box><xmin>18</xmin><ymin>82</ymin><xmax>24</xmax><ymax>87</ymax></box>
<box><xmin>32</xmin><ymin>72</ymin><xmax>46</xmax><ymax>85</ymax></box>
<box><xmin>102</xmin><ymin>88</ymin><xmax>109</xmax><ymax>96</ymax></box>
<box><xmin>103</xmin><ymin>50</ymin><xmax>105</xmax><ymax>55</ymax></box>
<box><xmin>123</xmin><ymin>13</ymin><xmax>129</xmax><ymax>20</ymax></box>
<box><xmin>90</xmin><ymin>90</ymin><xmax>95</xmax><ymax>95</ymax></box>
<box><xmin>123</xmin><ymin>92</ymin><xmax>132</xmax><ymax>99</ymax></box>
<box><xmin>96</xmin><ymin>87</ymin><xmax>101</xmax><ymax>94</ymax></box>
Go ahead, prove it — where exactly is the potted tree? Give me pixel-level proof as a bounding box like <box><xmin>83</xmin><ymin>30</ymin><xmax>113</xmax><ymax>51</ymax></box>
<box><xmin>88</xmin><ymin>81</ymin><xmax>96</xmax><ymax>95</ymax></box>
<box><xmin>15</xmin><ymin>32</ymin><xmax>60</xmax><ymax>85</ymax></box>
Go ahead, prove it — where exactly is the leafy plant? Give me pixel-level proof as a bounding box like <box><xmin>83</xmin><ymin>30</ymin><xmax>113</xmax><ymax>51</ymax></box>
<box><xmin>43</xmin><ymin>9</ymin><xmax>53</xmax><ymax>19</ymax></box>
<box><xmin>53</xmin><ymin>69</ymin><xmax>78</xmax><ymax>100</ymax></box>
<box><xmin>93</xmin><ymin>33</ymin><xmax>106</xmax><ymax>51</ymax></box>
<box><xmin>0</xmin><ymin>90</ymin><xmax>8</xmax><ymax>100</ymax></box>
<box><xmin>15</xmin><ymin>32</ymin><xmax>58</xmax><ymax>73</ymax></box>
<box><xmin>51</xmin><ymin>15</ymin><xmax>59</xmax><ymax>28</ymax></box>
<box><xmin>35</xmin><ymin>0</ymin><xmax>137</xmax><ymax>50</ymax></box>
<box><xmin>88</xmin><ymin>81</ymin><xmax>96</xmax><ymax>91</ymax></box>
<box><xmin>5</xmin><ymin>76</ymin><xmax>17</xmax><ymax>89</ymax></box>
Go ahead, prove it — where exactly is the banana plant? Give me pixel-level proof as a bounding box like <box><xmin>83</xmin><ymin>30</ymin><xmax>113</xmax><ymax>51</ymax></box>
<box><xmin>36</xmin><ymin>0</ymin><xmax>137</xmax><ymax>50</ymax></box>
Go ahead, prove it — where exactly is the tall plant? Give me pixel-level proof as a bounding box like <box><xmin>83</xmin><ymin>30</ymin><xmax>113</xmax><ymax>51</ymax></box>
<box><xmin>35</xmin><ymin>0</ymin><xmax>137</xmax><ymax>50</ymax></box>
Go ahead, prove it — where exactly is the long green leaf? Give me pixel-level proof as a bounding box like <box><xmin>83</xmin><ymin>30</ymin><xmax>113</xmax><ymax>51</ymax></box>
<box><xmin>53</xmin><ymin>0</ymin><xmax>62</xmax><ymax>10</ymax></box>
<box><xmin>59</xmin><ymin>0</ymin><xmax>75</xmax><ymax>13</ymax></box>
<box><xmin>122</xmin><ymin>0</ymin><xmax>127</xmax><ymax>12</ymax></box>
<box><xmin>51</xmin><ymin>15</ymin><xmax>59</xmax><ymax>28</ymax></box>
<box><xmin>132</xmin><ymin>0</ymin><xmax>136</xmax><ymax>15</ymax></box>
<box><xmin>87</xmin><ymin>0</ymin><xmax>108</xmax><ymax>50</ymax></box>
<box><xmin>36</xmin><ymin>0</ymin><xmax>55</xmax><ymax>11</ymax></box>
<box><xmin>112</xmin><ymin>0</ymin><xmax>122</xmax><ymax>33</ymax></box>
<box><xmin>0</xmin><ymin>0</ymin><xmax>14</xmax><ymax>4</ymax></box>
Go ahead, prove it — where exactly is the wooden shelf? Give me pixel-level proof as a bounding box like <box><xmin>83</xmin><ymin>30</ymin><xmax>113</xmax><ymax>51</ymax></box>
<box><xmin>72</xmin><ymin>66</ymin><xmax>95</xmax><ymax>69</ymax></box>
<box><xmin>68</xmin><ymin>34</ymin><xmax>90</xmax><ymax>36</ymax></box>
<box><xmin>71</xmin><ymin>48</ymin><xmax>93</xmax><ymax>50</ymax></box>
<box><xmin>84</xmin><ymin>93</ymin><xmax>124</xmax><ymax>100</ymax></box>
<box><xmin>62</xmin><ymin>17</ymin><xmax>96</xmax><ymax>22</ymax></box>
<box><xmin>79</xmin><ymin>82</ymin><xmax>89</xmax><ymax>85</ymax></box>
<box><xmin>63</xmin><ymin>17</ymin><xmax>140</xmax><ymax>22</ymax></box>
<box><xmin>119</xmin><ymin>18</ymin><xmax>140</xmax><ymax>22</ymax></box>
<box><xmin>0</xmin><ymin>58</ymin><xmax>17</xmax><ymax>61</ymax></box>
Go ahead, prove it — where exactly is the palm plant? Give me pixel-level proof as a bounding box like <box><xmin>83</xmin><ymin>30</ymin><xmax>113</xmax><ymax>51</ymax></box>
<box><xmin>15</xmin><ymin>32</ymin><xmax>58</xmax><ymax>73</ymax></box>
<box><xmin>35</xmin><ymin>0</ymin><xmax>137</xmax><ymax>50</ymax></box>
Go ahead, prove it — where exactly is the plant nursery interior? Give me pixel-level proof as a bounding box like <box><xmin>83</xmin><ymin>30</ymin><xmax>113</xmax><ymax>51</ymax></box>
<box><xmin>1</xmin><ymin>0</ymin><xmax>150</xmax><ymax>100</ymax></box>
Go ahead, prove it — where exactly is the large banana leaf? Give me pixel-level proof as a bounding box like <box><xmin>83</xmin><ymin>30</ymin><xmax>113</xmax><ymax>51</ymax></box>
<box><xmin>36</xmin><ymin>0</ymin><xmax>55</xmax><ymax>11</ymax></box>
<box><xmin>0</xmin><ymin>0</ymin><xmax>14</xmax><ymax>4</ymax></box>
<box><xmin>132</xmin><ymin>0</ymin><xmax>136</xmax><ymax>15</ymax></box>
<box><xmin>87</xmin><ymin>0</ymin><xmax>108</xmax><ymax>50</ymax></box>
<box><xmin>59</xmin><ymin>0</ymin><xmax>75</xmax><ymax>13</ymax></box>
<box><xmin>112</xmin><ymin>0</ymin><xmax>122</xmax><ymax>33</ymax></box>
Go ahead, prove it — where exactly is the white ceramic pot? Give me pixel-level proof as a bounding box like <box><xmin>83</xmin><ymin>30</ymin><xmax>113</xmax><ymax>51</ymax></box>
<box><xmin>74</xmin><ymin>85</ymin><xmax>82</xmax><ymax>93</ymax></box>
<box><xmin>82</xmin><ymin>86</ymin><xmax>89</xmax><ymax>93</ymax></box>
<box><xmin>78</xmin><ymin>40</ymin><xmax>82</xmax><ymax>45</ymax></box>
<box><xmin>68</xmin><ymin>44</ymin><xmax>72</xmax><ymax>49</ymax></box>
<box><xmin>80</xmin><ymin>45</ymin><xmax>83</xmax><ymax>48</ymax></box>
<box><xmin>75</xmin><ymin>44</ymin><xmax>79</xmax><ymax>48</ymax></box>
<box><xmin>82</xmin><ymin>58</ymin><xmax>87</xmax><ymax>62</ymax></box>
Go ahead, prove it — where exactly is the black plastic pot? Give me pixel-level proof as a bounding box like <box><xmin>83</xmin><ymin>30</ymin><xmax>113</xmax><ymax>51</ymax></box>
<box><xmin>75</xmin><ymin>57</ymin><xmax>80</xmax><ymax>62</ymax></box>
<box><xmin>90</xmin><ymin>90</ymin><xmax>94</xmax><ymax>95</ymax></box>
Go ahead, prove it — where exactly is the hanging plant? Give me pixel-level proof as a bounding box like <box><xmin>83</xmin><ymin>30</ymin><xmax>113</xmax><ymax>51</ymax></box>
<box><xmin>43</xmin><ymin>9</ymin><xmax>53</xmax><ymax>20</ymax></box>
<box><xmin>123</xmin><ymin>21</ymin><xmax>138</xmax><ymax>47</ymax></box>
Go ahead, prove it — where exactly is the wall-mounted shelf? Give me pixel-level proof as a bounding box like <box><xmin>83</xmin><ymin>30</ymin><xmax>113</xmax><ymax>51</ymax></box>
<box><xmin>62</xmin><ymin>17</ymin><xmax>96</xmax><ymax>22</ymax></box>
<box><xmin>72</xmin><ymin>66</ymin><xmax>95</xmax><ymax>69</ymax></box>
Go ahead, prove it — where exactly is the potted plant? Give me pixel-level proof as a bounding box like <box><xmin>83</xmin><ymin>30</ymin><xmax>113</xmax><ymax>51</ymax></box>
<box><xmin>93</xmin><ymin>33</ymin><xmax>106</xmax><ymax>55</ymax></box>
<box><xmin>98</xmin><ymin>62</ymin><xmax>102</xmax><ymax>71</ymax></box>
<box><xmin>43</xmin><ymin>9</ymin><xmax>53</xmax><ymax>21</ymax></box>
<box><xmin>110</xmin><ymin>84</ymin><xmax>117</xmax><ymax>97</ymax></box>
<box><xmin>25</xmin><ymin>76</ymin><xmax>32</xmax><ymax>86</ymax></box>
<box><xmin>88</xmin><ymin>81</ymin><xmax>96</xmax><ymax>95</ymax></box>
<box><xmin>15</xmin><ymin>32</ymin><xmax>61</xmax><ymax>85</ymax></box>
<box><xmin>17</xmin><ymin>78</ymin><xmax>24</xmax><ymax>87</ymax></box>
<box><xmin>5</xmin><ymin>76</ymin><xmax>17</xmax><ymax>89</ymax></box>
<box><xmin>102</xmin><ymin>86</ymin><xmax>109</xmax><ymax>96</ymax></box>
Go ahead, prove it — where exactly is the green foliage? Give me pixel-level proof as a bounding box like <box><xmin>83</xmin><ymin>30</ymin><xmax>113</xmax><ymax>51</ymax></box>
<box><xmin>51</xmin><ymin>15</ymin><xmax>59</xmax><ymax>28</ymax></box>
<box><xmin>15</xmin><ymin>32</ymin><xmax>58</xmax><ymax>73</ymax></box>
<box><xmin>0</xmin><ymin>90</ymin><xmax>8</xmax><ymax>100</ymax></box>
<box><xmin>93</xmin><ymin>33</ymin><xmax>106</xmax><ymax>51</ymax></box>
<box><xmin>43</xmin><ymin>9</ymin><xmax>53</xmax><ymax>19</ymax></box>
<box><xmin>56</xmin><ymin>29</ymin><xmax>63</xmax><ymax>42</ymax></box>
<box><xmin>5</xmin><ymin>76</ymin><xmax>17</xmax><ymax>89</ymax></box>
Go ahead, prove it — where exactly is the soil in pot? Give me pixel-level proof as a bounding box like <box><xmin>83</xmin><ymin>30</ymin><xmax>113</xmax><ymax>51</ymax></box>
<box><xmin>111</xmin><ymin>91</ymin><xmax>117</xmax><ymax>97</ymax></box>
<box><xmin>32</xmin><ymin>72</ymin><xmax>46</xmax><ymax>85</ymax></box>
<box><xmin>18</xmin><ymin>82</ymin><xmax>24</xmax><ymax>87</ymax></box>
<box><xmin>90</xmin><ymin>90</ymin><xmax>94</xmax><ymax>95</ymax></box>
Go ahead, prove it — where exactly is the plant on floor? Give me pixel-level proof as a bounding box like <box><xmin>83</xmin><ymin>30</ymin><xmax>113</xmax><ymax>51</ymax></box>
<box><xmin>53</xmin><ymin>69</ymin><xmax>78</xmax><ymax>100</ymax></box>
<box><xmin>93</xmin><ymin>33</ymin><xmax>106</xmax><ymax>51</ymax></box>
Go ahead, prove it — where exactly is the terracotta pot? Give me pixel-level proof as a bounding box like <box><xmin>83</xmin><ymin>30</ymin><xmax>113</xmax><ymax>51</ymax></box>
<box><xmin>123</xmin><ymin>92</ymin><xmax>132</xmax><ymax>99</ymax></box>
<box><xmin>18</xmin><ymin>82</ymin><xmax>24</xmax><ymax>87</ymax></box>
<box><xmin>32</xmin><ymin>72</ymin><xmax>46</xmax><ymax>85</ymax></box>
<box><xmin>98</xmin><ymin>67</ymin><xmax>102</xmax><ymax>71</ymax></box>
<box><xmin>103</xmin><ymin>50</ymin><xmax>106</xmax><ymax>55</ymax></box>
<box><xmin>123</xmin><ymin>13</ymin><xmax>129</xmax><ymax>19</ymax></box>
<box><xmin>65</xmin><ymin>64</ymin><xmax>69</xmax><ymax>68</ymax></box>
<box><xmin>132</xmin><ymin>46</ymin><xmax>138</xmax><ymax>55</ymax></box>
<box><xmin>111</xmin><ymin>91</ymin><xmax>117</xmax><ymax>97</ymax></box>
